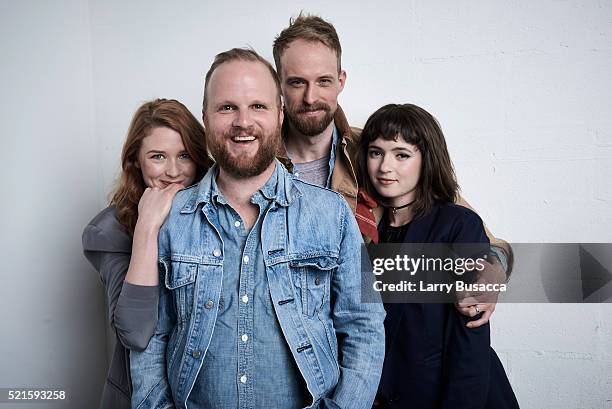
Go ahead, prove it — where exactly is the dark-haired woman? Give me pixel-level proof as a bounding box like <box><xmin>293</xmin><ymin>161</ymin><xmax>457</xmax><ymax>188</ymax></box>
<box><xmin>356</xmin><ymin>104</ymin><xmax>519</xmax><ymax>409</ymax></box>
<box><xmin>82</xmin><ymin>99</ymin><xmax>212</xmax><ymax>409</ymax></box>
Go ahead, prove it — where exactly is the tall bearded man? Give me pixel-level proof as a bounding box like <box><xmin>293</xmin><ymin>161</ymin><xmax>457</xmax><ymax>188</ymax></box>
<box><xmin>272</xmin><ymin>14</ymin><xmax>513</xmax><ymax>327</ymax></box>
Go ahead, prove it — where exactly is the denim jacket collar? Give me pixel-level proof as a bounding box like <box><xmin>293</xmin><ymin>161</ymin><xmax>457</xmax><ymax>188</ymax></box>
<box><xmin>180</xmin><ymin>159</ymin><xmax>301</xmax><ymax>214</ymax></box>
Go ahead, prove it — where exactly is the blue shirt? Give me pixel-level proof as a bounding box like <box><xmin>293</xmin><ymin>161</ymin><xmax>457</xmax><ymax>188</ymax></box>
<box><xmin>188</xmin><ymin>166</ymin><xmax>308</xmax><ymax>409</ymax></box>
<box><xmin>129</xmin><ymin>159</ymin><xmax>386</xmax><ymax>409</ymax></box>
<box><xmin>326</xmin><ymin>125</ymin><xmax>339</xmax><ymax>188</ymax></box>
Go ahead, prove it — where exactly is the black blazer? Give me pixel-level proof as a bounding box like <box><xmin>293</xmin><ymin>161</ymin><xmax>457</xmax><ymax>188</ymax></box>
<box><xmin>377</xmin><ymin>203</ymin><xmax>519</xmax><ymax>409</ymax></box>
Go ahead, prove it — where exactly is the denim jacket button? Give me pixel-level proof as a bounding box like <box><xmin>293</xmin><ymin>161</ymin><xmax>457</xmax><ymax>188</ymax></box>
<box><xmin>315</xmin><ymin>277</ymin><xmax>321</xmax><ymax>286</ymax></box>
<box><xmin>212</xmin><ymin>249</ymin><xmax>221</xmax><ymax>257</ymax></box>
<box><xmin>192</xmin><ymin>350</ymin><xmax>201</xmax><ymax>359</ymax></box>
<box><xmin>205</xmin><ymin>300</ymin><xmax>214</xmax><ymax>309</ymax></box>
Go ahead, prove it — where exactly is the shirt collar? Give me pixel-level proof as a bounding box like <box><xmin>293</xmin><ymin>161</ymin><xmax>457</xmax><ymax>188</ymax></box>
<box><xmin>325</xmin><ymin>125</ymin><xmax>339</xmax><ymax>188</ymax></box>
<box><xmin>181</xmin><ymin>159</ymin><xmax>301</xmax><ymax>213</ymax></box>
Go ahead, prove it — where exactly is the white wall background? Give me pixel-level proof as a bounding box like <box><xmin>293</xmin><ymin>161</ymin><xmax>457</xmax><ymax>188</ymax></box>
<box><xmin>1</xmin><ymin>0</ymin><xmax>611</xmax><ymax>408</ymax></box>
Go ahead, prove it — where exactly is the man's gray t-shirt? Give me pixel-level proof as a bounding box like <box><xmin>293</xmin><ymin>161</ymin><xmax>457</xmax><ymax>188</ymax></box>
<box><xmin>293</xmin><ymin>154</ymin><xmax>330</xmax><ymax>187</ymax></box>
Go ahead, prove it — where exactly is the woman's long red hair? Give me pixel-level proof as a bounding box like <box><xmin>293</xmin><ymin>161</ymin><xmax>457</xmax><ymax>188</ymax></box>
<box><xmin>111</xmin><ymin>98</ymin><xmax>213</xmax><ymax>234</ymax></box>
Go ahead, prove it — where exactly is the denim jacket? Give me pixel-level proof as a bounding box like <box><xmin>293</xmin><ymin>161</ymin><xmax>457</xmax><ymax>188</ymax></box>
<box><xmin>131</xmin><ymin>160</ymin><xmax>386</xmax><ymax>409</ymax></box>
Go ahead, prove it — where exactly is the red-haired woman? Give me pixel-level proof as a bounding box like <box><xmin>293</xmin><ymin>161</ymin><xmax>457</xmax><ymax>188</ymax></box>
<box><xmin>82</xmin><ymin>98</ymin><xmax>212</xmax><ymax>409</ymax></box>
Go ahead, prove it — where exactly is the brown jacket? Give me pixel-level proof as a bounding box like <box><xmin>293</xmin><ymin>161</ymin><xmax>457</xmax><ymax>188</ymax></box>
<box><xmin>278</xmin><ymin>105</ymin><xmax>513</xmax><ymax>271</ymax></box>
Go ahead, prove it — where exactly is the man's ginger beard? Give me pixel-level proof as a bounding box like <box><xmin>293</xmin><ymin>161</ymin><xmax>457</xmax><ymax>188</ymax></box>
<box><xmin>285</xmin><ymin>100</ymin><xmax>335</xmax><ymax>137</ymax></box>
<box><xmin>207</xmin><ymin>123</ymin><xmax>281</xmax><ymax>178</ymax></box>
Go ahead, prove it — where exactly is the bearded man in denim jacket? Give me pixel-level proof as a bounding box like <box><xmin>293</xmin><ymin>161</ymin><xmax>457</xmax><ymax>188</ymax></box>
<box><xmin>129</xmin><ymin>47</ymin><xmax>385</xmax><ymax>409</ymax></box>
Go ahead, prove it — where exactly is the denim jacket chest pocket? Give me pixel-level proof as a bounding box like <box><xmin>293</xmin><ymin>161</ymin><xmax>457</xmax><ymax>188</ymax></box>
<box><xmin>163</xmin><ymin>258</ymin><xmax>198</xmax><ymax>324</ymax></box>
<box><xmin>289</xmin><ymin>255</ymin><xmax>338</xmax><ymax>317</ymax></box>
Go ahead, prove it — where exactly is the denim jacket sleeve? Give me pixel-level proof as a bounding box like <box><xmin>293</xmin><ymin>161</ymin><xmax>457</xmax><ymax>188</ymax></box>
<box><xmin>129</xmin><ymin>223</ymin><xmax>176</xmax><ymax>409</ymax></box>
<box><xmin>327</xmin><ymin>200</ymin><xmax>386</xmax><ymax>409</ymax></box>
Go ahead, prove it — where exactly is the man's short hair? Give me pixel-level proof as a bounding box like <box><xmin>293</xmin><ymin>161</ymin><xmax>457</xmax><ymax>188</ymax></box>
<box><xmin>202</xmin><ymin>47</ymin><xmax>282</xmax><ymax>115</ymax></box>
<box><xmin>272</xmin><ymin>12</ymin><xmax>342</xmax><ymax>75</ymax></box>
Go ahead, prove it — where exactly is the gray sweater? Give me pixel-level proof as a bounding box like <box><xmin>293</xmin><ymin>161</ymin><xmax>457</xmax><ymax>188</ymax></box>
<box><xmin>82</xmin><ymin>206</ymin><xmax>159</xmax><ymax>409</ymax></box>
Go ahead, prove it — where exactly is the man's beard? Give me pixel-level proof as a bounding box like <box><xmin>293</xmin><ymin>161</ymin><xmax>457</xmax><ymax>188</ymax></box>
<box><xmin>285</xmin><ymin>101</ymin><xmax>335</xmax><ymax>137</ymax></box>
<box><xmin>208</xmin><ymin>125</ymin><xmax>281</xmax><ymax>178</ymax></box>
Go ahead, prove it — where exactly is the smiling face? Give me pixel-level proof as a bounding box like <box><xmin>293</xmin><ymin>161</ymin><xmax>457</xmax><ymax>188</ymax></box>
<box><xmin>367</xmin><ymin>136</ymin><xmax>423</xmax><ymax>207</ymax></box>
<box><xmin>137</xmin><ymin>126</ymin><xmax>197</xmax><ymax>188</ymax></box>
<box><xmin>280</xmin><ymin>39</ymin><xmax>345</xmax><ymax>137</ymax></box>
<box><xmin>203</xmin><ymin>59</ymin><xmax>282</xmax><ymax>178</ymax></box>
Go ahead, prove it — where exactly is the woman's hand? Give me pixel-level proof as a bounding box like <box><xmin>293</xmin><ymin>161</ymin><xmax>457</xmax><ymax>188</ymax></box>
<box><xmin>137</xmin><ymin>183</ymin><xmax>184</xmax><ymax>230</ymax></box>
<box><xmin>125</xmin><ymin>183</ymin><xmax>183</xmax><ymax>286</ymax></box>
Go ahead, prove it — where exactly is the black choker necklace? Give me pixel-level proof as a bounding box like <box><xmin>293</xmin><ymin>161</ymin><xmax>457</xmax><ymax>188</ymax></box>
<box><xmin>386</xmin><ymin>200</ymin><xmax>415</xmax><ymax>215</ymax></box>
